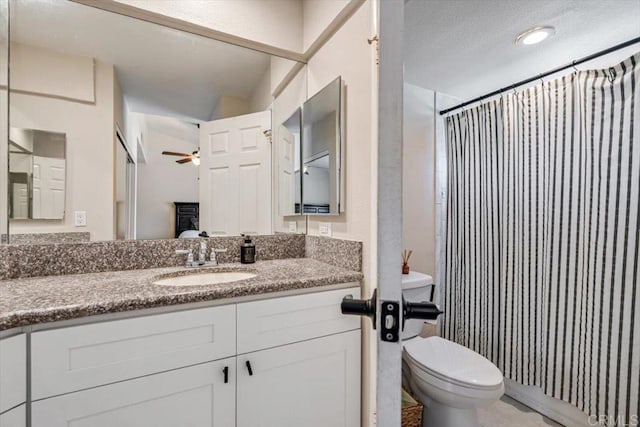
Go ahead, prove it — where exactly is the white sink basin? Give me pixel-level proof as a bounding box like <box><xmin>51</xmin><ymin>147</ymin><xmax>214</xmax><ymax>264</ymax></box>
<box><xmin>153</xmin><ymin>271</ymin><xmax>256</xmax><ymax>287</ymax></box>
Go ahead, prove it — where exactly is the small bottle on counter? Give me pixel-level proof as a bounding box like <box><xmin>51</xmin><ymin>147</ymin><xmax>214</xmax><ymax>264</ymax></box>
<box><xmin>240</xmin><ymin>235</ymin><xmax>256</xmax><ymax>264</ymax></box>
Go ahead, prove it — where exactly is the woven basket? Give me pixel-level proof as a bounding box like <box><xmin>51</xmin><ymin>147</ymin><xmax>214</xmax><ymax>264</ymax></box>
<box><xmin>401</xmin><ymin>388</ymin><xmax>423</xmax><ymax>427</ymax></box>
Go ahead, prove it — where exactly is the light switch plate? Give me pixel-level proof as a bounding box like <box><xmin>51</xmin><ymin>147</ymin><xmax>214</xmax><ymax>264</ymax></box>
<box><xmin>288</xmin><ymin>221</ymin><xmax>298</xmax><ymax>233</ymax></box>
<box><xmin>319</xmin><ymin>222</ymin><xmax>332</xmax><ymax>237</ymax></box>
<box><xmin>74</xmin><ymin>211</ymin><xmax>87</xmax><ymax>227</ymax></box>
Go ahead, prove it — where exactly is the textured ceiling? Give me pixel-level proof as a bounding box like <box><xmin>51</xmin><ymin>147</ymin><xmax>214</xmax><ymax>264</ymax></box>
<box><xmin>11</xmin><ymin>0</ymin><xmax>275</xmax><ymax>122</ymax></box>
<box><xmin>405</xmin><ymin>0</ymin><xmax>640</xmax><ymax>101</ymax></box>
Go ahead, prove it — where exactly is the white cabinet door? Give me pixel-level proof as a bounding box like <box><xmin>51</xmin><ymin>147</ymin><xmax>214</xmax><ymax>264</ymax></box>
<box><xmin>237</xmin><ymin>330</ymin><xmax>361</xmax><ymax>427</ymax></box>
<box><xmin>0</xmin><ymin>334</ymin><xmax>26</xmax><ymax>413</ymax></box>
<box><xmin>0</xmin><ymin>404</ymin><xmax>25</xmax><ymax>427</ymax></box>
<box><xmin>32</xmin><ymin>358</ymin><xmax>235</xmax><ymax>427</ymax></box>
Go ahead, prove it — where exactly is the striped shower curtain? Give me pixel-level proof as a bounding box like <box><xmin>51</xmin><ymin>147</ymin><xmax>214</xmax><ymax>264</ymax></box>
<box><xmin>442</xmin><ymin>53</ymin><xmax>639</xmax><ymax>423</ymax></box>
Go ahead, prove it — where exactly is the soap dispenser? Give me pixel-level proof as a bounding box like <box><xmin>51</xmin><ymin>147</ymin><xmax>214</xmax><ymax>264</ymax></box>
<box><xmin>240</xmin><ymin>235</ymin><xmax>256</xmax><ymax>264</ymax></box>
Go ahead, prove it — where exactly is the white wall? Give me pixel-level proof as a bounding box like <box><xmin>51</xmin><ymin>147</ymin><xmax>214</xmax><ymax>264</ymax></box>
<box><xmin>136</xmin><ymin>117</ymin><xmax>199</xmax><ymax>240</ymax></box>
<box><xmin>9</xmin><ymin>50</ymin><xmax>115</xmax><ymax>240</ymax></box>
<box><xmin>9</xmin><ymin>127</ymin><xmax>33</xmax><ymax>152</ymax></box>
<box><xmin>114</xmin><ymin>0</ymin><xmax>303</xmax><ymax>53</ymax></box>
<box><xmin>303</xmin><ymin>1</ymin><xmax>375</xmax><ymax>424</ymax></box>
<box><xmin>403</xmin><ymin>84</ymin><xmax>436</xmax><ymax>277</ymax></box>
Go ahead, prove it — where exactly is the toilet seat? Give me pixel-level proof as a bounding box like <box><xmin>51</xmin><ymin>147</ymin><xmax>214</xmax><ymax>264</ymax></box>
<box><xmin>403</xmin><ymin>336</ymin><xmax>503</xmax><ymax>390</ymax></box>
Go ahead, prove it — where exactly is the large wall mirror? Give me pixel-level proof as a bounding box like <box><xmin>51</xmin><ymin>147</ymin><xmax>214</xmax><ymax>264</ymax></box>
<box><xmin>1</xmin><ymin>0</ymin><xmax>306</xmax><ymax>244</ymax></box>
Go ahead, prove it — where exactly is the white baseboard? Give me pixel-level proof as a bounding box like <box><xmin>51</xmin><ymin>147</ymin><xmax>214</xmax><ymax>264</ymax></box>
<box><xmin>504</xmin><ymin>378</ymin><xmax>590</xmax><ymax>427</ymax></box>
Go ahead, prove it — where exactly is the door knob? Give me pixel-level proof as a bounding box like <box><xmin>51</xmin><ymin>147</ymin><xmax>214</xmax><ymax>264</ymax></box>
<box><xmin>341</xmin><ymin>289</ymin><xmax>444</xmax><ymax>343</ymax></box>
<box><xmin>341</xmin><ymin>289</ymin><xmax>377</xmax><ymax>329</ymax></box>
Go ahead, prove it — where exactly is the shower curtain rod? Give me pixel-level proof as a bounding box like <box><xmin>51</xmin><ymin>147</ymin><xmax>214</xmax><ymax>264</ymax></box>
<box><xmin>438</xmin><ymin>36</ymin><xmax>640</xmax><ymax>116</ymax></box>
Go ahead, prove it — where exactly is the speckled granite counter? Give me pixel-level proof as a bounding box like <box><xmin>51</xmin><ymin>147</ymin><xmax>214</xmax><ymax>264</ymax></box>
<box><xmin>0</xmin><ymin>258</ymin><xmax>363</xmax><ymax>330</ymax></box>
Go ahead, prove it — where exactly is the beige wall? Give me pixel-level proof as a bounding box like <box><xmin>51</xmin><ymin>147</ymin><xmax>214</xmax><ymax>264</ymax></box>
<box><xmin>114</xmin><ymin>0</ymin><xmax>303</xmax><ymax>53</ymax></box>
<box><xmin>9</xmin><ymin>57</ymin><xmax>116</xmax><ymax>241</ymax></box>
<box><xmin>210</xmin><ymin>95</ymin><xmax>251</xmax><ymax>120</ymax></box>
<box><xmin>249</xmin><ymin>65</ymin><xmax>273</xmax><ymax>113</ymax></box>
<box><xmin>272</xmin><ymin>66</ymin><xmax>307</xmax><ymax>234</ymax></box>
<box><xmin>403</xmin><ymin>84</ymin><xmax>437</xmax><ymax>278</ymax></box>
<box><xmin>303</xmin><ymin>2</ymin><xmax>376</xmax><ymax>424</ymax></box>
<box><xmin>10</xmin><ymin>43</ymin><xmax>94</xmax><ymax>103</ymax></box>
<box><xmin>302</xmin><ymin>0</ymin><xmax>351</xmax><ymax>51</ymax></box>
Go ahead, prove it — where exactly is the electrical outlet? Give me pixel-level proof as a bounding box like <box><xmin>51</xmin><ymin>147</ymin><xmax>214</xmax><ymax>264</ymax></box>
<box><xmin>288</xmin><ymin>221</ymin><xmax>298</xmax><ymax>233</ymax></box>
<box><xmin>319</xmin><ymin>222</ymin><xmax>332</xmax><ymax>237</ymax></box>
<box><xmin>74</xmin><ymin>211</ymin><xmax>87</xmax><ymax>227</ymax></box>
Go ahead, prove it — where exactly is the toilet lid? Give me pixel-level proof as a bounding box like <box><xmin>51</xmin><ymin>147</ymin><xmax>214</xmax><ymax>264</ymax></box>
<box><xmin>403</xmin><ymin>336</ymin><xmax>503</xmax><ymax>388</ymax></box>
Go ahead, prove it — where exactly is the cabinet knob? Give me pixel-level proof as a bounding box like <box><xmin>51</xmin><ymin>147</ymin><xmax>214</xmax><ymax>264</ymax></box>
<box><xmin>223</xmin><ymin>366</ymin><xmax>229</xmax><ymax>383</ymax></box>
<box><xmin>245</xmin><ymin>360</ymin><xmax>253</xmax><ymax>376</ymax></box>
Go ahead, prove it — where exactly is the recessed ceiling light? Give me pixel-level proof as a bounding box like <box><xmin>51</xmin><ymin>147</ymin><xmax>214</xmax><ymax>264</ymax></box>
<box><xmin>515</xmin><ymin>26</ymin><xmax>556</xmax><ymax>45</ymax></box>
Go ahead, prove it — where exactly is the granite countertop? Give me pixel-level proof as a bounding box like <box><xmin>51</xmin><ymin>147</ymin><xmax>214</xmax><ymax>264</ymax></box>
<box><xmin>0</xmin><ymin>258</ymin><xmax>363</xmax><ymax>331</ymax></box>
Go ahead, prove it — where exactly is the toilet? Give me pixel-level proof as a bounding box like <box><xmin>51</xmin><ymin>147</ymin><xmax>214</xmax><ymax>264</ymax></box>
<box><xmin>401</xmin><ymin>272</ymin><xmax>504</xmax><ymax>427</ymax></box>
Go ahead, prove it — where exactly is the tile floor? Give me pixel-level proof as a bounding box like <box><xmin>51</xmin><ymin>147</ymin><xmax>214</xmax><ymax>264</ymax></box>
<box><xmin>478</xmin><ymin>395</ymin><xmax>563</xmax><ymax>427</ymax></box>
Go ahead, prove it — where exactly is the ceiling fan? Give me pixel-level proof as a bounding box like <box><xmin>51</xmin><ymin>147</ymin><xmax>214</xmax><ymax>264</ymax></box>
<box><xmin>162</xmin><ymin>150</ymin><xmax>200</xmax><ymax>165</ymax></box>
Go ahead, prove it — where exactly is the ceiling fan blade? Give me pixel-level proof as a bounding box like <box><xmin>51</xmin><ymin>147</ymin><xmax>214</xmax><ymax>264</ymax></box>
<box><xmin>176</xmin><ymin>158</ymin><xmax>192</xmax><ymax>164</ymax></box>
<box><xmin>162</xmin><ymin>151</ymin><xmax>191</xmax><ymax>157</ymax></box>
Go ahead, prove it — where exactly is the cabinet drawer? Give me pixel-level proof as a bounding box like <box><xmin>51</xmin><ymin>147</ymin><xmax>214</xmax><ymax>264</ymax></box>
<box><xmin>0</xmin><ymin>404</ymin><xmax>26</xmax><ymax>427</ymax></box>
<box><xmin>0</xmin><ymin>334</ymin><xmax>26</xmax><ymax>413</ymax></box>
<box><xmin>237</xmin><ymin>286</ymin><xmax>360</xmax><ymax>353</ymax></box>
<box><xmin>32</xmin><ymin>358</ymin><xmax>235</xmax><ymax>427</ymax></box>
<box><xmin>32</xmin><ymin>305</ymin><xmax>235</xmax><ymax>400</ymax></box>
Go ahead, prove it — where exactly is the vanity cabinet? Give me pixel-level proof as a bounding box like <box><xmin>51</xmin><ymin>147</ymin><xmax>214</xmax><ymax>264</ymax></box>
<box><xmin>28</xmin><ymin>286</ymin><xmax>361</xmax><ymax>427</ymax></box>
<box><xmin>0</xmin><ymin>333</ymin><xmax>26</xmax><ymax>427</ymax></box>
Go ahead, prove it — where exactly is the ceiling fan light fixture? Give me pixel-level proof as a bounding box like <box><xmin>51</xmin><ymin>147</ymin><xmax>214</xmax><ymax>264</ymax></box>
<box><xmin>191</xmin><ymin>157</ymin><xmax>200</xmax><ymax>166</ymax></box>
<box><xmin>515</xmin><ymin>26</ymin><xmax>555</xmax><ymax>45</ymax></box>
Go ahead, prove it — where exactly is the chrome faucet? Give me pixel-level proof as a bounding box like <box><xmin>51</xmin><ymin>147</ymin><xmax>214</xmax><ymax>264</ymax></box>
<box><xmin>210</xmin><ymin>248</ymin><xmax>227</xmax><ymax>266</ymax></box>
<box><xmin>175</xmin><ymin>249</ymin><xmax>197</xmax><ymax>267</ymax></box>
<box><xmin>199</xmin><ymin>239</ymin><xmax>208</xmax><ymax>263</ymax></box>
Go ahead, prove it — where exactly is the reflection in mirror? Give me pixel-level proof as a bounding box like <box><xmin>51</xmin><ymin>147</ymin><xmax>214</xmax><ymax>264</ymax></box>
<box><xmin>5</xmin><ymin>0</ymin><xmax>302</xmax><ymax>243</ymax></box>
<box><xmin>302</xmin><ymin>77</ymin><xmax>344</xmax><ymax>215</ymax></box>
<box><xmin>9</xmin><ymin>128</ymin><xmax>66</xmax><ymax>220</ymax></box>
<box><xmin>0</xmin><ymin>0</ymin><xmax>7</xmax><ymax>242</ymax></box>
<box><xmin>278</xmin><ymin>108</ymin><xmax>302</xmax><ymax>216</ymax></box>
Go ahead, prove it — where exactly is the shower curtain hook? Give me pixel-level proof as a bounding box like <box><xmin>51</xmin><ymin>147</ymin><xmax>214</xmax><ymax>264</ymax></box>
<box><xmin>572</xmin><ymin>60</ymin><xmax>579</xmax><ymax>73</ymax></box>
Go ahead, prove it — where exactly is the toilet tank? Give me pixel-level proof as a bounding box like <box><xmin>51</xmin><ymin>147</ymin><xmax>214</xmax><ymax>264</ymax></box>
<box><xmin>401</xmin><ymin>271</ymin><xmax>434</xmax><ymax>340</ymax></box>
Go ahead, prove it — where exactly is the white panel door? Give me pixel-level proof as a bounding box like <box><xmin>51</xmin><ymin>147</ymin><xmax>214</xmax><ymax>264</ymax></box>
<box><xmin>32</xmin><ymin>155</ymin><xmax>65</xmax><ymax>219</ymax></box>
<box><xmin>32</xmin><ymin>358</ymin><xmax>235</xmax><ymax>427</ymax></box>
<box><xmin>11</xmin><ymin>183</ymin><xmax>28</xmax><ymax>219</ymax></box>
<box><xmin>278</xmin><ymin>124</ymin><xmax>295</xmax><ymax>215</ymax></box>
<box><xmin>237</xmin><ymin>330</ymin><xmax>361</xmax><ymax>427</ymax></box>
<box><xmin>199</xmin><ymin>111</ymin><xmax>271</xmax><ymax>236</ymax></box>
